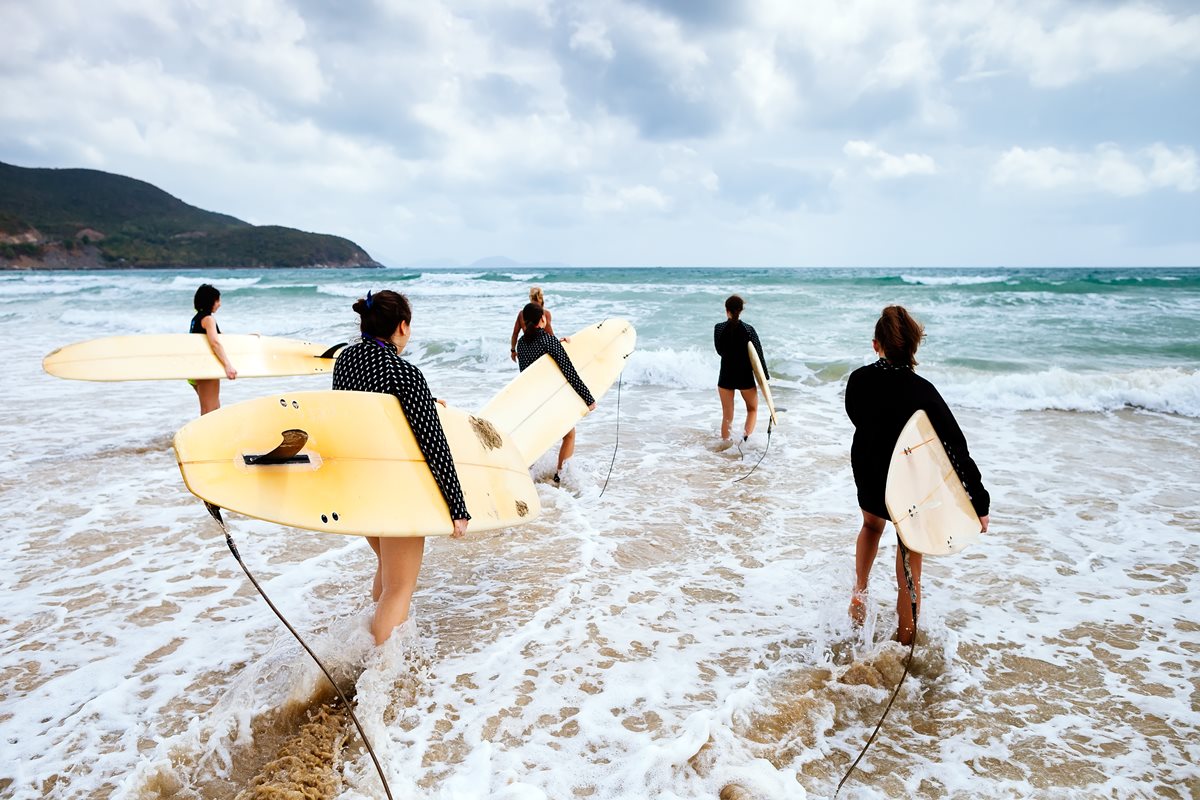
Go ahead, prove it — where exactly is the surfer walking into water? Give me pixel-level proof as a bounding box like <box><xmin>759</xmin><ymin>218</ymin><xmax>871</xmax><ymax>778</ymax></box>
<box><xmin>511</xmin><ymin>286</ymin><xmax>557</xmax><ymax>362</ymax></box>
<box><xmin>516</xmin><ymin>301</ymin><xmax>596</xmax><ymax>483</ymax></box>
<box><xmin>845</xmin><ymin>306</ymin><xmax>990</xmax><ymax>644</ymax></box>
<box><xmin>714</xmin><ymin>294</ymin><xmax>768</xmax><ymax>445</ymax></box>
<box><xmin>333</xmin><ymin>289</ymin><xmax>471</xmax><ymax>645</ymax></box>
<box><xmin>189</xmin><ymin>283</ymin><xmax>237</xmax><ymax>415</ymax></box>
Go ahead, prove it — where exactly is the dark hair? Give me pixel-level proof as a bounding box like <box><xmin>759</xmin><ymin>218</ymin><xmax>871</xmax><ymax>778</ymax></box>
<box><xmin>352</xmin><ymin>290</ymin><xmax>412</xmax><ymax>339</ymax></box>
<box><xmin>874</xmin><ymin>305</ymin><xmax>925</xmax><ymax>368</ymax></box>
<box><xmin>193</xmin><ymin>284</ymin><xmax>220</xmax><ymax>314</ymax></box>
<box><xmin>725</xmin><ymin>294</ymin><xmax>744</xmax><ymax>320</ymax></box>
<box><xmin>521</xmin><ymin>302</ymin><xmax>545</xmax><ymax>335</ymax></box>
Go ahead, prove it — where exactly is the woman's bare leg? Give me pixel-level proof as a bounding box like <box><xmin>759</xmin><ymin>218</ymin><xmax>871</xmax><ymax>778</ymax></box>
<box><xmin>739</xmin><ymin>387</ymin><xmax>759</xmax><ymax>438</ymax></box>
<box><xmin>366</xmin><ymin>536</ymin><xmax>382</xmax><ymax>601</ymax></box>
<box><xmin>894</xmin><ymin>546</ymin><xmax>923</xmax><ymax>645</ymax></box>
<box><xmin>556</xmin><ymin>428</ymin><xmax>576</xmax><ymax>472</ymax></box>
<box><xmin>718</xmin><ymin>387</ymin><xmax>735</xmax><ymax>439</ymax></box>
<box><xmin>372</xmin><ymin>536</ymin><xmax>426</xmax><ymax>645</ymax></box>
<box><xmin>850</xmin><ymin>510</ymin><xmax>888</xmax><ymax>625</ymax></box>
<box><xmin>193</xmin><ymin>379</ymin><xmax>221</xmax><ymax>415</ymax></box>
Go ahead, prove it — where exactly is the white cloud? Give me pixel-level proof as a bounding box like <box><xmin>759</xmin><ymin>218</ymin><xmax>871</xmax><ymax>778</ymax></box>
<box><xmin>843</xmin><ymin>140</ymin><xmax>937</xmax><ymax>178</ymax></box>
<box><xmin>992</xmin><ymin>144</ymin><xmax>1200</xmax><ymax>196</ymax></box>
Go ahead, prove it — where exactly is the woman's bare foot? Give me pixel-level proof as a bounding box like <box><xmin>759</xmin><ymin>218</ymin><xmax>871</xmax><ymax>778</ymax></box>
<box><xmin>849</xmin><ymin>592</ymin><xmax>867</xmax><ymax>626</ymax></box>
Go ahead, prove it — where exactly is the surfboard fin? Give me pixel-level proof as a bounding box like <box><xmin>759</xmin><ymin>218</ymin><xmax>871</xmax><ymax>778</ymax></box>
<box><xmin>244</xmin><ymin>429</ymin><xmax>310</xmax><ymax>465</ymax></box>
<box><xmin>317</xmin><ymin>342</ymin><xmax>348</xmax><ymax>359</ymax></box>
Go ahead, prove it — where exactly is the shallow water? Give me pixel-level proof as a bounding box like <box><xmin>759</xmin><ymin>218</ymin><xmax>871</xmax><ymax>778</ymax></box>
<box><xmin>0</xmin><ymin>267</ymin><xmax>1197</xmax><ymax>799</ymax></box>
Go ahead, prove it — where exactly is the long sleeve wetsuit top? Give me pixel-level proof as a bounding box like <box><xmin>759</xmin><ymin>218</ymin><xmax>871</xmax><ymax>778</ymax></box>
<box><xmin>714</xmin><ymin>319</ymin><xmax>767</xmax><ymax>390</ymax></box>
<box><xmin>332</xmin><ymin>336</ymin><xmax>470</xmax><ymax>521</ymax></box>
<box><xmin>516</xmin><ymin>328</ymin><xmax>596</xmax><ymax>406</ymax></box>
<box><xmin>845</xmin><ymin>358</ymin><xmax>989</xmax><ymax>521</ymax></box>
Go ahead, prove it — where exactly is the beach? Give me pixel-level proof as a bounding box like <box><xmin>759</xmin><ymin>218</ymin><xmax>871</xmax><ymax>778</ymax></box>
<box><xmin>1</xmin><ymin>267</ymin><xmax>1197</xmax><ymax>799</ymax></box>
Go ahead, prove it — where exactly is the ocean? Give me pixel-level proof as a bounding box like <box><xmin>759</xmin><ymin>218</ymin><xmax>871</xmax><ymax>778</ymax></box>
<box><xmin>0</xmin><ymin>266</ymin><xmax>1197</xmax><ymax>799</ymax></box>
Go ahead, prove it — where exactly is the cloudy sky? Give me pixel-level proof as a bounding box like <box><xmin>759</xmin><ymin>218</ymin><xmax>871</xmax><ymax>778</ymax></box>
<box><xmin>1</xmin><ymin>0</ymin><xmax>1197</xmax><ymax>268</ymax></box>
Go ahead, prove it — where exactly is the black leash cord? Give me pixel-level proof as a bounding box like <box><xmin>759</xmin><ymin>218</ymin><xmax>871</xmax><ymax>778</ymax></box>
<box><xmin>732</xmin><ymin>417</ymin><xmax>773</xmax><ymax>483</ymax></box>
<box><xmin>205</xmin><ymin>504</ymin><xmax>394</xmax><ymax>800</ymax></box>
<box><xmin>835</xmin><ymin>540</ymin><xmax>919</xmax><ymax>797</ymax></box>
<box><xmin>598</xmin><ymin>370</ymin><xmax>623</xmax><ymax>498</ymax></box>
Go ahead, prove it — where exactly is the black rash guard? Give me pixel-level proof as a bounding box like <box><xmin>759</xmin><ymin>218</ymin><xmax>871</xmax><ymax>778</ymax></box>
<box><xmin>714</xmin><ymin>319</ymin><xmax>767</xmax><ymax>390</ymax></box>
<box><xmin>332</xmin><ymin>336</ymin><xmax>470</xmax><ymax>522</ymax></box>
<box><xmin>845</xmin><ymin>358</ymin><xmax>990</xmax><ymax>521</ymax></box>
<box><xmin>190</xmin><ymin>311</ymin><xmax>219</xmax><ymax>334</ymax></box>
<box><xmin>517</xmin><ymin>328</ymin><xmax>595</xmax><ymax>406</ymax></box>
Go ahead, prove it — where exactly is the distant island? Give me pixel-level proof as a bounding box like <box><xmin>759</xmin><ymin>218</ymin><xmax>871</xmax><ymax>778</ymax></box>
<box><xmin>0</xmin><ymin>161</ymin><xmax>380</xmax><ymax>269</ymax></box>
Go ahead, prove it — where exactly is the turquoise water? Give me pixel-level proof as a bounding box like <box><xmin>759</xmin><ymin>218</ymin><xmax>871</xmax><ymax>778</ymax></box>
<box><xmin>0</xmin><ymin>266</ymin><xmax>1197</xmax><ymax>799</ymax></box>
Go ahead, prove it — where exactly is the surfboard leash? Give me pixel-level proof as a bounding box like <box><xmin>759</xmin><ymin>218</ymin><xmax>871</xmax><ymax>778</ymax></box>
<box><xmin>598</xmin><ymin>371</ymin><xmax>623</xmax><ymax>498</ymax></box>
<box><xmin>203</xmin><ymin>502</ymin><xmax>394</xmax><ymax>800</ymax></box>
<box><xmin>835</xmin><ymin>539</ymin><xmax>919</xmax><ymax>797</ymax></box>
<box><xmin>732</xmin><ymin>416</ymin><xmax>773</xmax><ymax>483</ymax></box>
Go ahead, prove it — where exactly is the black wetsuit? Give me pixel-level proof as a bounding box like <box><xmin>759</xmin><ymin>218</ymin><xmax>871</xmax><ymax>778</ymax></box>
<box><xmin>517</xmin><ymin>328</ymin><xmax>595</xmax><ymax>406</ymax></box>
<box><xmin>332</xmin><ymin>336</ymin><xmax>470</xmax><ymax>521</ymax></box>
<box><xmin>845</xmin><ymin>358</ymin><xmax>990</xmax><ymax>521</ymax></box>
<box><xmin>714</xmin><ymin>319</ymin><xmax>767</xmax><ymax>390</ymax></box>
<box><xmin>189</xmin><ymin>311</ymin><xmax>219</xmax><ymax>334</ymax></box>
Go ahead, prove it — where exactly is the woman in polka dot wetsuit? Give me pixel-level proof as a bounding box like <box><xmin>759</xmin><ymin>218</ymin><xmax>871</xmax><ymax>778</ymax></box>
<box><xmin>333</xmin><ymin>289</ymin><xmax>470</xmax><ymax>645</ymax></box>
<box><xmin>844</xmin><ymin>305</ymin><xmax>990</xmax><ymax>645</ymax></box>
<box><xmin>516</xmin><ymin>301</ymin><xmax>596</xmax><ymax>483</ymax></box>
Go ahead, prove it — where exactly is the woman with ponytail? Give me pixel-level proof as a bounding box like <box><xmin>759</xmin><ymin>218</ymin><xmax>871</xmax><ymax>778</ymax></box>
<box><xmin>332</xmin><ymin>289</ymin><xmax>470</xmax><ymax>645</ymax></box>
<box><xmin>510</xmin><ymin>286</ymin><xmax>556</xmax><ymax>362</ymax></box>
<box><xmin>845</xmin><ymin>306</ymin><xmax>990</xmax><ymax>644</ymax></box>
<box><xmin>714</xmin><ymin>294</ymin><xmax>768</xmax><ymax>444</ymax></box>
<box><xmin>189</xmin><ymin>283</ymin><xmax>237</xmax><ymax>415</ymax></box>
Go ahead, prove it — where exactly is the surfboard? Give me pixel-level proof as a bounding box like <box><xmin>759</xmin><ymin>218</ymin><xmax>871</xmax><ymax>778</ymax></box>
<box><xmin>884</xmin><ymin>409</ymin><xmax>982</xmax><ymax>555</ymax></box>
<box><xmin>747</xmin><ymin>341</ymin><xmax>778</xmax><ymax>428</ymax></box>
<box><xmin>480</xmin><ymin>318</ymin><xmax>636</xmax><ymax>466</ymax></box>
<box><xmin>43</xmin><ymin>334</ymin><xmax>346</xmax><ymax>381</ymax></box>
<box><xmin>173</xmin><ymin>390</ymin><xmax>540</xmax><ymax>537</ymax></box>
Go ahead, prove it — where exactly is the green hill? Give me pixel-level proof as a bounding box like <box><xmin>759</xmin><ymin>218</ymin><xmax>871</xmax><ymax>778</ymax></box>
<box><xmin>0</xmin><ymin>161</ymin><xmax>380</xmax><ymax>269</ymax></box>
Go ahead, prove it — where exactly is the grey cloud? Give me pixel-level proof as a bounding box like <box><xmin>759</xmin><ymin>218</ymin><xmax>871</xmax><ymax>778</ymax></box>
<box><xmin>717</xmin><ymin>161</ymin><xmax>837</xmax><ymax>213</ymax></box>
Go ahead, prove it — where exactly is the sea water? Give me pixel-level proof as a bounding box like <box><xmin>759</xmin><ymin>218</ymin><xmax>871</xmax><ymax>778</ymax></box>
<box><xmin>0</xmin><ymin>267</ymin><xmax>1197</xmax><ymax>799</ymax></box>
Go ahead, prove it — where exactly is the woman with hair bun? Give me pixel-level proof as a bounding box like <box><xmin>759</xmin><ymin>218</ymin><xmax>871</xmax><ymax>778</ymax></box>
<box><xmin>714</xmin><ymin>294</ymin><xmax>768</xmax><ymax>444</ymax></box>
<box><xmin>189</xmin><ymin>283</ymin><xmax>237</xmax><ymax>415</ymax></box>
<box><xmin>510</xmin><ymin>286</ymin><xmax>556</xmax><ymax>362</ymax></box>
<box><xmin>845</xmin><ymin>305</ymin><xmax>990</xmax><ymax>644</ymax></box>
<box><xmin>333</xmin><ymin>289</ymin><xmax>471</xmax><ymax>645</ymax></box>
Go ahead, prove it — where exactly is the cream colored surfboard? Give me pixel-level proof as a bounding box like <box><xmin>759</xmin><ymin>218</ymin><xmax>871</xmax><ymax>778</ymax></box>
<box><xmin>884</xmin><ymin>409</ymin><xmax>982</xmax><ymax>556</ymax></box>
<box><xmin>174</xmin><ymin>390</ymin><xmax>540</xmax><ymax>537</ymax></box>
<box><xmin>747</xmin><ymin>341</ymin><xmax>778</xmax><ymax>428</ymax></box>
<box><xmin>480</xmin><ymin>318</ymin><xmax>636</xmax><ymax>466</ymax></box>
<box><xmin>43</xmin><ymin>334</ymin><xmax>345</xmax><ymax>381</ymax></box>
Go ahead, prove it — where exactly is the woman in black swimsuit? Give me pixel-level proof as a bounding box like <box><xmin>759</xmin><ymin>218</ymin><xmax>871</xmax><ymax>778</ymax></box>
<box><xmin>189</xmin><ymin>283</ymin><xmax>237</xmax><ymax>415</ymax></box>
<box><xmin>516</xmin><ymin>302</ymin><xmax>596</xmax><ymax>483</ymax></box>
<box><xmin>333</xmin><ymin>289</ymin><xmax>470</xmax><ymax>645</ymax></box>
<box><xmin>845</xmin><ymin>306</ymin><xmax>990</xmax><ymax>644</ymax></box>
<box><xmin>714</xmin><ymin>295</ymin><xmax>768</xmax><ymax>443</ymax></box>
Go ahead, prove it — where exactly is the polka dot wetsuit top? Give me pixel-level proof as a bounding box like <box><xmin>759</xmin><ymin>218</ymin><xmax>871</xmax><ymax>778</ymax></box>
<box><xmin>332</xmin><ymin>336</ymin><xmax>470</xmax><ymax>521</ymax></box>
<box><xmin>516</xmin><ymin>328</ymin><xmax>596</xmax><ymax>406</ymax></box>
<box><xmin>714</xmin><ymin>319</ymin><xmax>767</xmax><ymax>391</ymax></box>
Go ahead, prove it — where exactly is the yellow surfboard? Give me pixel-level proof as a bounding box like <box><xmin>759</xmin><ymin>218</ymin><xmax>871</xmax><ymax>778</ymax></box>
<box><xmin>480</xmin><ymin>318</ymin><xmax>636</xmax><ymax>466</ymax></box>
<box><xmin>884</xmin><ymin>409</ymin><xmax>982</xmax><ymax>555</ymax></box>
<box><xmin>747</xmin><ymin>341</ymin><xmax>778</xmax><ymax>427</ymax></box>
<box><xmin>43</xmin><ymin>334</ymin><xmax>345</xmax><ymax>381</ymax></box>
<box><xmin>173</xmin><ymin>391</ymin><xmax>540</xmax><ymax>537</ymax></box>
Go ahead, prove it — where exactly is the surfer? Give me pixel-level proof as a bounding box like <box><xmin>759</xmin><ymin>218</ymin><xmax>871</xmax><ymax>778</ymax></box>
<box><xmin>510</xmin><ymin>286</ymin><xmax>557</xmax><ymax>362</ymax></box>
<box><xmin>845</xmin><ymin>305</ymin><xmax>990</xmax><ymax>644</ymax></box>
<box><xmin>333</xmin><ymin>289</ymin><xmax>471</xmax><ymax>645</ymax></box>
<box><xmin>516</xmin><ymin>301</ymin><xmax>596</xmax><ymax>483</ymax></box>
<box><xmin>714</xmin><ymin>295</ymin><xmax>768</xmax><ymax>444</ymax></box>
<box><xmin>189</xmin><ymin>283</ymin><xmax>237</xmax><ymax>415</ymax></box>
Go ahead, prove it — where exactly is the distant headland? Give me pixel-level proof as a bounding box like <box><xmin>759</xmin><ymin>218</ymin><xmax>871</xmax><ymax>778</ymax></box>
<box><xmin>0</xmin><ymin>161</ymin><xmax>381</xmax><ymax>270</ymax></box>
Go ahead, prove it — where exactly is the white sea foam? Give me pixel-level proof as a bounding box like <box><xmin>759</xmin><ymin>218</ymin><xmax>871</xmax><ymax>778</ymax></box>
<box><xmin>899</xmin><ymin>273</ymin><xmax>1013</xmax><ymax>286</ymax></box>
<box><xmin>168</xmin><ymin>275</ymin><xmax>263</xmax><ymax>290</ymax></box>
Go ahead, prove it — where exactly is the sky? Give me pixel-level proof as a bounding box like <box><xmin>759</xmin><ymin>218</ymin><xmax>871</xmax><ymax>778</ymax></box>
<box><xmin>1</xmin><ymin>0</ymin><xmax>1198</xmax><ymax>268</ymax></box>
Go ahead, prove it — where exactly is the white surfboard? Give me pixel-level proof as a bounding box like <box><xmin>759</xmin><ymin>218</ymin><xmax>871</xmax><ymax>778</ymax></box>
<box><xmin>43</xmin><ymin>334</ymin><xmax>345</xmax><ymax>381</ymax></box>
<box><xmin>747</xmin><ymin>341</ymin><xmax>778</xmax><ymax>428</ymax></box>
<box><xmin>174</xmin><ymin>390</ymin><xmax>540</xmax><ymax>537</ymax></box>
<box><xmin>480</xmin><ymin>318</ymin><xmax>636</xmax><ymax>466</ymax></box>
<box><xmin>884</xmin><ymin>409</ymin><xmax>982</xmax><ymax>556</ymax></box>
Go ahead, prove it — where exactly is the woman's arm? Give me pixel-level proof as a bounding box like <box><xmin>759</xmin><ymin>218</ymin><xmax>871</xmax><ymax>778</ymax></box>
<box><xmin>713</xmin><ymin>322</ymin><xmax>724</xmax><ymax>355</ymax></box>
<box><xmin>924</xmin><ymin>386</ymin><xmax>990</xmax><ymax>518</ymax></box>
<box><xmin>544</xmin><ymin>308</ymin><xmax>556</xmax><ymax>340</ymax></box>
<box><xmin>546</xmin><ymin>337</ymin><xmax>595</xmax><ymax>407</ymax></box>
<box><xmin>510</xmin><ymin>313</ymin><xmax>523</xmax><ymax>361</ymax></box>
<box><xmin>202</xmin><ymin>315</ymin><xmax>237</xmax><ymax>379</ymax></box>
<box><xmin>392</xmin><ymin>362</ymin><xmax>471</xmax><ymax>523</ymax></box>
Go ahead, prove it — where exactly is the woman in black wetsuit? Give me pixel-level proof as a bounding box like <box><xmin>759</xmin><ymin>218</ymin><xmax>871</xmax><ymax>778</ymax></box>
<box><xmin>845</xmin><ymin>306</ymin><xmax>990</xmax><ymax>644</ymax></box>
<box><xmin>516</xmin><ymin>302</ymin><xmax>596</xmax><ymax>483</ymax></box>
<box><xmin>714</xmin><ymin>295</ymin><xmax>768</xmax><ymax>443</ymax></box>
<box><xmin>189</xmin><ymin>283</ymin><xmax>237</xmax><ymax>415</ymax></box>
<box><xmin>333</xmin><ymin>290</ymin><xmax>470</xmax><ymax>645</ymax></box>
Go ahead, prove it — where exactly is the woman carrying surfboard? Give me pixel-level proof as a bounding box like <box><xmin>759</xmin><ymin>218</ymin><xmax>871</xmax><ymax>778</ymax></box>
<box><xmin>189</xmin><ymin>283</ymin><xmax>237</xmax><ymax>415</ymax></box>
<box><xmin>714</xmin><ymin>295</ymin><xmax>768</xmax><ymax>444</ymax></box>
<box><xmin>510</xmin><ymin>286</ymin><xmax>556</xmax><ymax>362</ymax></box>
<box><xmin>516</xmin><ymin>301</ymin><xmax>596</xmax><ymax>483</ymax></box>
<box><xmin>332</xmin><ymin>289</ymin><xmax>471</xmax><ymax>645</ymax></box>
<box><xmin>845</xmin><ymin>305</ymin><xmax>990</xmax><ymax>644</ymax></box>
